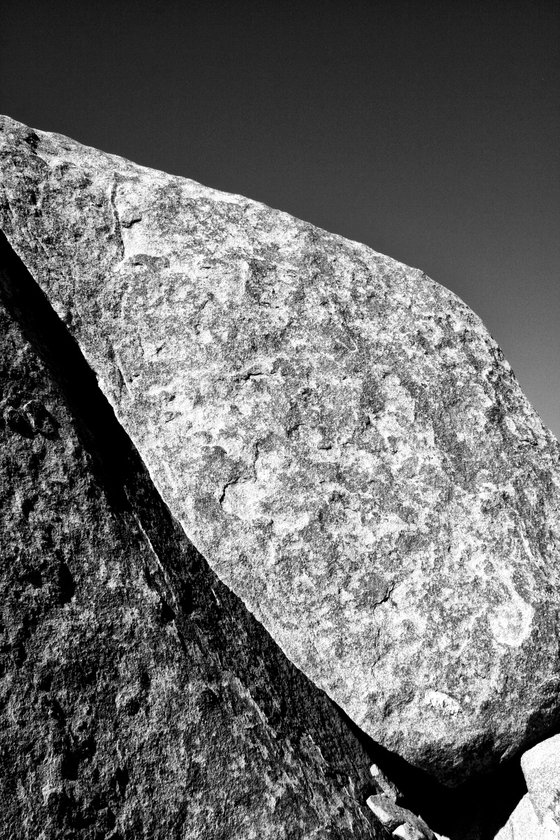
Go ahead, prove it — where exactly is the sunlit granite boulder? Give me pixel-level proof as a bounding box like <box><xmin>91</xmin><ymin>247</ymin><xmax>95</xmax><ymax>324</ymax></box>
<box><xmin>2</xmin><ymin>115</ymin><xmax>560</xmax><ymax>783</ymax></box>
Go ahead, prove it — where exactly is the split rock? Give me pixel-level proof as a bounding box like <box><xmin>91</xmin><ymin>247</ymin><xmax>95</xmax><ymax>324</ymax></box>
<box><xmin>2</xmin><ymin>115</ymin><xmax>560</xmax><ymax>782</ymax></box>
<box><xmin>0</xmin><ymin>242</ymin><xmax>383</xmax><ymax>838</ymax></box>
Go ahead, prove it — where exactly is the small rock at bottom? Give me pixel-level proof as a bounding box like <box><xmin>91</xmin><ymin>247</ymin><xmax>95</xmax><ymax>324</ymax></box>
<box><xmin>366</xmin><ymin>794</ymin><xmax>437</xmax><ymax>839</ymax></box>
<box><xmin>370</xmin><ymin>763</ymin><xmax>400</xmax><ymax>802</ymax></box>
<box><xmin>393</xmin><ymin>823</ymin><xmax>428</xmax><ymax>839</ymax></box>
<box><xmin>521</xmin><ymin>733</ymin><xmax>560</xmax><ymax>825</ymax></box>
<box><xmin>494</xmin><ymin>734</ymin><xmax>560</xmax><ymax>839</ymax></box>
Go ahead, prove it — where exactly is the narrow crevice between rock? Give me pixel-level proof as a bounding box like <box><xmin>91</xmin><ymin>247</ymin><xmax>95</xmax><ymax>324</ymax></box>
<box><xmin>0</xmin><ymin>230</ymin><xmax>529</xmax><ymax>840</ymax></box>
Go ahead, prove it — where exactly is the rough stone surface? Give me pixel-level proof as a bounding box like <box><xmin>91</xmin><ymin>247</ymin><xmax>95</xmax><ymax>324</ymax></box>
<box><xmin>493</xmin><ymin>734</ymin><xmax>560</xmax><ymax>839</ymax></box>
<box><xmin>2</xmin><ymin>115</ymin><xmax>560</xmax><ymax>783</ymax></box>
<box><xmin>0</xmin><ymin>246</ymin><xmax>387</xmax><ymax>837</ymax></box>
<box><xmin>521</xmin><ymin>733</ymin><xmax>560</xmax><ymax>824</ymax></box>
<box><xmin>493</xmin><ymin>794</ymin><xmax>559</xmax><ymax>840</ymax></box>
<box><xmin>493</xmin><ymin>796</ymin><xmax>543</xmax><ymax>840</ymax></box>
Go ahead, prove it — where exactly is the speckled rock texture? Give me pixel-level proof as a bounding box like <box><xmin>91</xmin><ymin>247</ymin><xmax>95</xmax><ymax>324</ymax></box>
<box><xmin>2</xmin><ymin>115</ymin><xmax>560</xmax><ymax>784</ymax></box>
<box><xmin>494</xmin><ymin>735</ymin><xmax>560</xmax><ymax>839</ymax></box>
<box><xmin>521</xmin><ymin>733</ymin><xmax>560</xmax><ymax>824</ymax></box>
<box><xmin>0</xmin><ymin>241</ymin><xmax>386</xmax><ymax>838</ymax></box>
<box><xmin>493</xmin><ymin>796</ymin><xmax>546</xmax><ymax>840</ymax></box>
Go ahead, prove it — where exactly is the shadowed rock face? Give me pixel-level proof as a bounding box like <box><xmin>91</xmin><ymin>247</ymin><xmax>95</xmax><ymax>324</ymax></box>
<box><xmin>1</xmin><ymin>115</ymin><xmax>560</xmax><ymax>784</ymax></box>
<box><xmin>0</xmin><ymin>246</ymin><xmax>384</xmax><ymax>838</ymax></box>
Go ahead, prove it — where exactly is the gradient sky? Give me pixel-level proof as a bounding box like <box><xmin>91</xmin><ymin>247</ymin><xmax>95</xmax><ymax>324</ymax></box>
<box><xmin>2</xmin><ymin>0</ymin><xmax>559</xmax><ymax>435</ymax></box>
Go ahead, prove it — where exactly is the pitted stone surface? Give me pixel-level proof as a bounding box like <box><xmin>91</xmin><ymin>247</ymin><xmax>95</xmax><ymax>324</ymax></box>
<box><xmin>2</xmin><ymin>115</ymin><xmax>560</xmax><ymax>782</ymax></box>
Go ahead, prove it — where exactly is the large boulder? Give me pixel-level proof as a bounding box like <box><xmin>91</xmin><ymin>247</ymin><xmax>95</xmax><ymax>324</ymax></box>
<box><xmin>0</xmin><ymin>242</ymin><xmax>384</xmax><ymax>838</ymax></box>
<box><xmin>2</xmin><ymin>115</ymin><xmax>560</xmax><ymax>783</ymax></box>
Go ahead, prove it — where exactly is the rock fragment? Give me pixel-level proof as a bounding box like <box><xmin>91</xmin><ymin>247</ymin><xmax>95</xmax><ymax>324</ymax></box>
<box><xmin>366</xmin><ymin>794</ymin><xmax>438</xmax><ymax>839</ymax></box>
<box><xmin>494</xmin><ymin>734</ymin><xmax>560</xmax><ymax>839</ymax></box>
<box><xmin>370</xmin><ymin>763</ymin><xmax>401</xmax><ymax>801</ymax></box>
<box><xmin>392</xmin><ymin>824</ymin><xmax>432</xmax><ymax>840</ymax></box>
<box><xmin>493</xmin><ymin>795</ymin><xmax>552</xmax><ymax>839</ymax></box>
<box><xmin>521</xmin><ymin>733</ymin><xmax>560</xmax><ymax>825</ymax></box>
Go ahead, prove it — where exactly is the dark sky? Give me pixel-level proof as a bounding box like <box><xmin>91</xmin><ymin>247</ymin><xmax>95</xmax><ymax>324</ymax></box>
<box><xmin>2</xmin><ymin>0</ymin><xmax>559</xmax><ymax>435</ymax></box>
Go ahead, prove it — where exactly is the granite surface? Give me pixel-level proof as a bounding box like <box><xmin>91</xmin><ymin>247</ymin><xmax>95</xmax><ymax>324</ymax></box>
<box><xmin>2</xmin><ymin>115</ymin><xmax>560</xmax><ymax>783</ymax></box>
